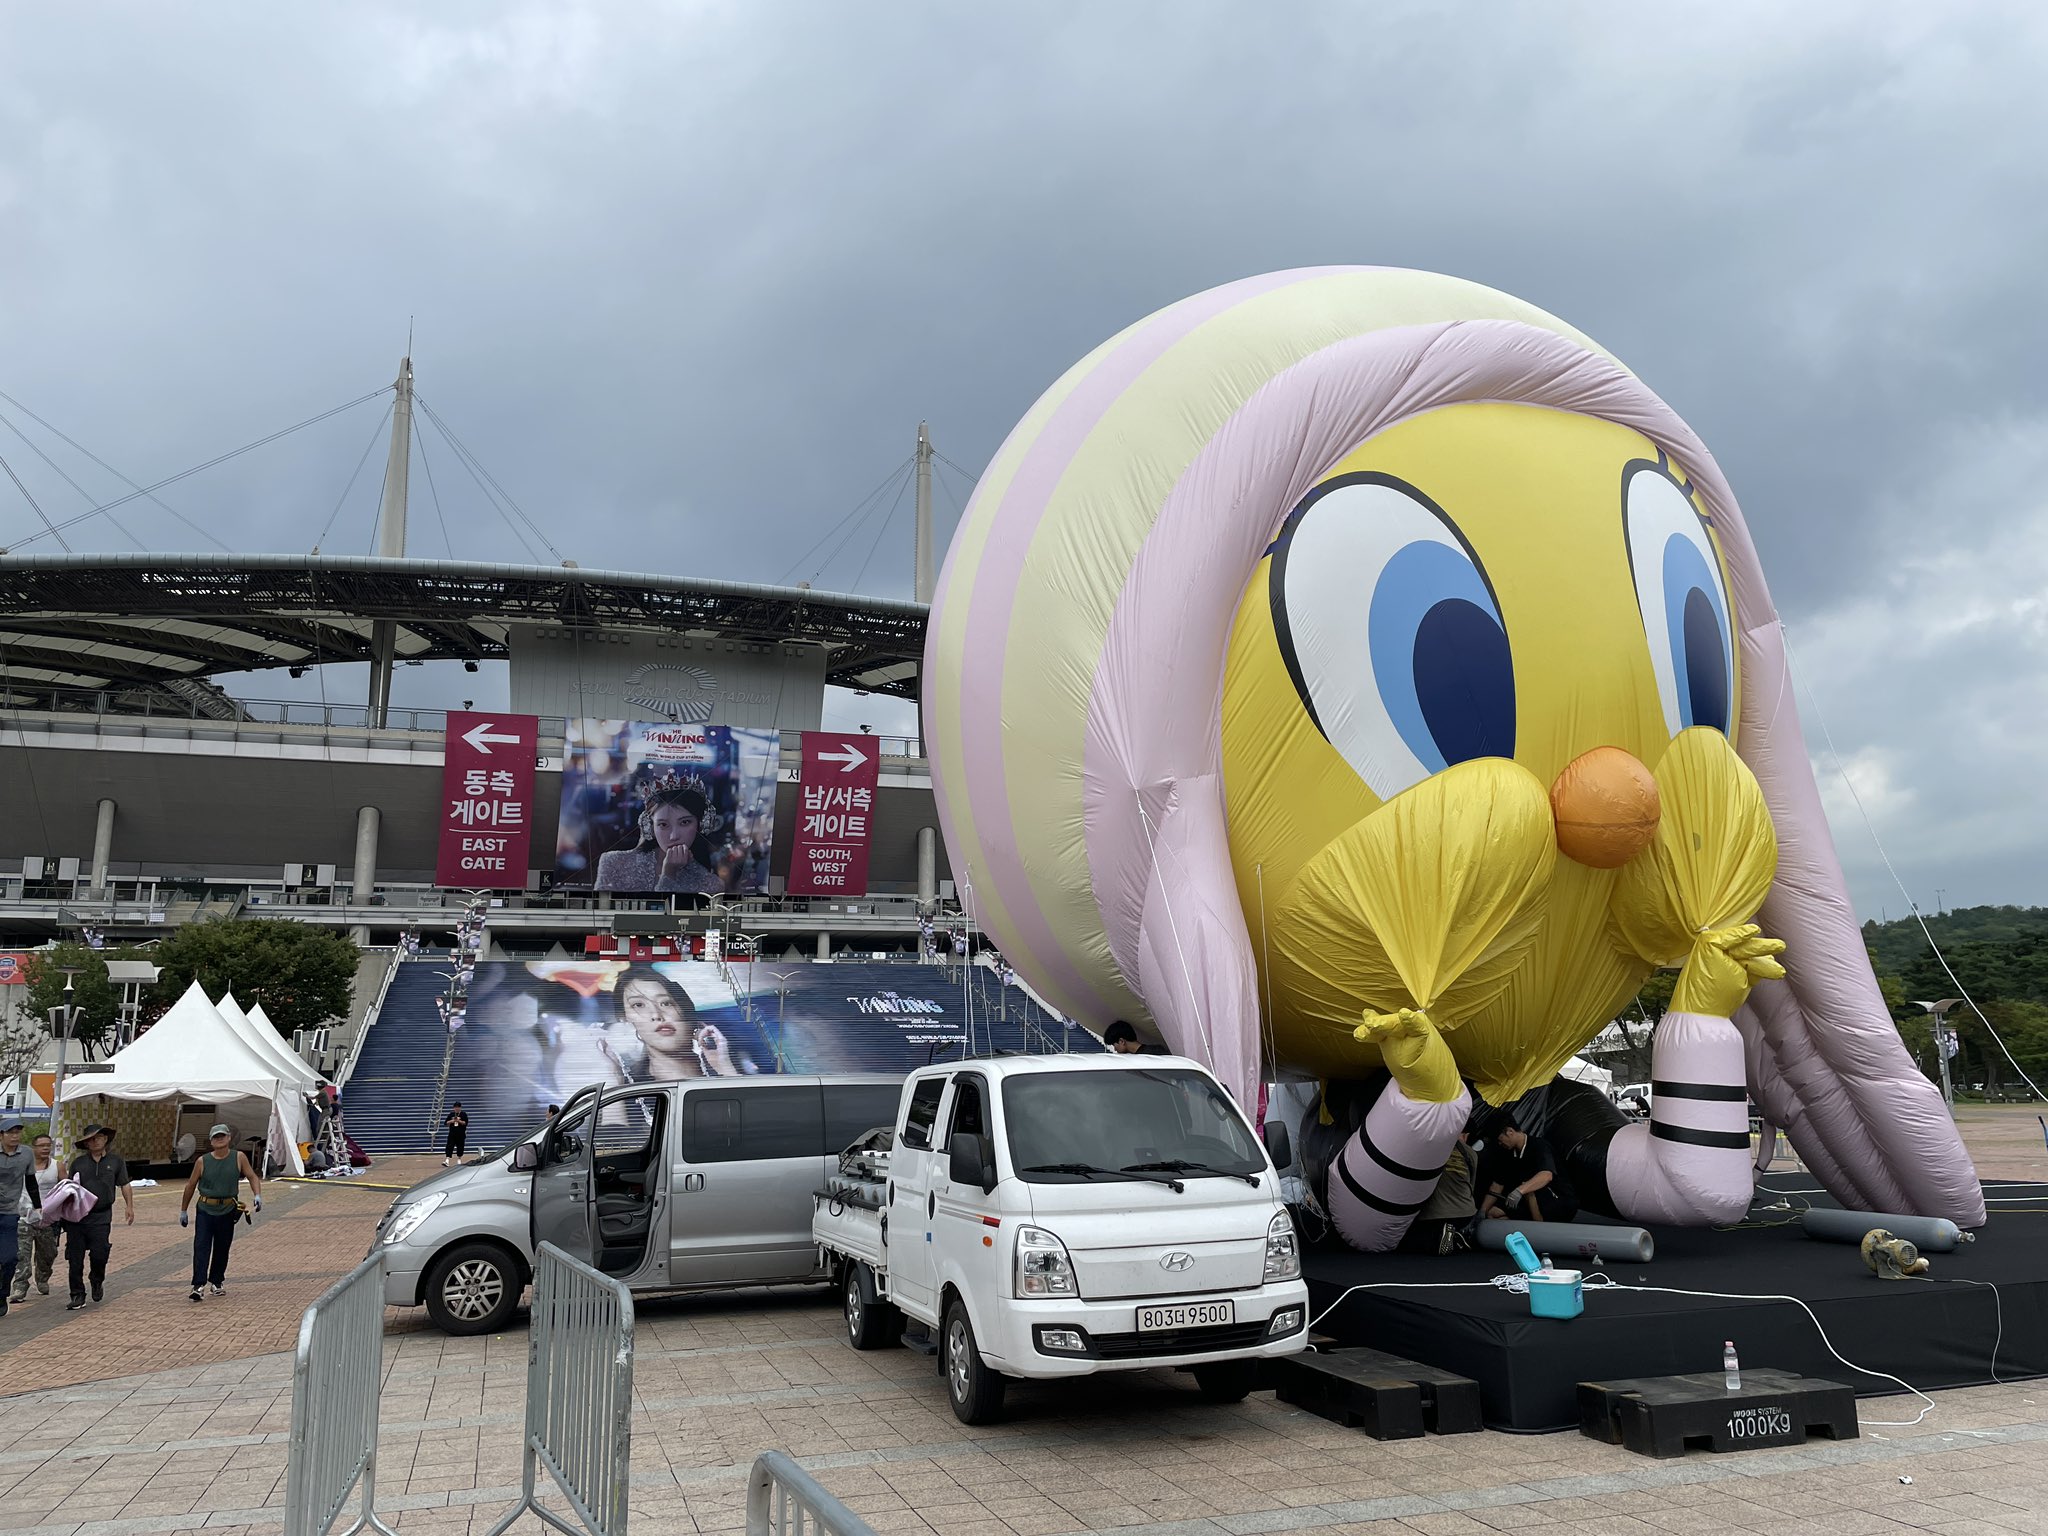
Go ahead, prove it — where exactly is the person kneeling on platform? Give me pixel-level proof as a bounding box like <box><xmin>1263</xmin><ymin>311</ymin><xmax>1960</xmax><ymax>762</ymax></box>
<box><xmin>1395</xmin><ymin>1133</ymin><xmax>1480</xmax><ymax>1255</ymax></box>
<box><xmin>1477</xmin><ymin>1117</ymin><xmax>1577</xmax><ymax>1224</ymax></box>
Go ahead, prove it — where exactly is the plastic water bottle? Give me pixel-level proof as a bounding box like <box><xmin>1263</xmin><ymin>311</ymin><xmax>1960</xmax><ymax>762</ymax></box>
<box><xmin>1722</xmin><ymin>1340</ymin><xmax>1741</xmax><ymax>1392</ymax></box>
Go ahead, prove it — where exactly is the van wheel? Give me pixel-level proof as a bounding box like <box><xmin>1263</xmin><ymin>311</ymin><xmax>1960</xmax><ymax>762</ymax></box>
<box><xmin>1191</xmin><ymin>1361</ymin><xmax>1258</xmax><ymax>1403</ymax></box>
<box><xmin>843</xmin><ymin>1263</ymin><xmax>901</xmax><ymax>1351</ymax></box>
<box><xmin>942</xmin><ymin>1298</ymin><xmax>1006</xmax><ymax>1424</ymax></box>
<box><xmin>423</xmin><ymin>1242</ymin><xmax>523</xmax><ymax>1335</ymax></box>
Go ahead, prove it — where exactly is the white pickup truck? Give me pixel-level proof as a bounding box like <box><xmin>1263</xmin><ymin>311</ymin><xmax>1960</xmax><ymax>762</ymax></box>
<box><xmin>813</xmin><ymin>1054</ymin><xmax>1310</xmax><ymax>1423</ymax></box>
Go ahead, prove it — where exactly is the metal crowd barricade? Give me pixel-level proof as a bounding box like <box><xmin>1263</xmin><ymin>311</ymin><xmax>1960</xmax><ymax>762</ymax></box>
<box><xmin>485</xmin><ymin>1243</ymin><xmax>636</xmax><ymax>1536</ymax></box>
<box><xmin>285</xmin><ymin>1253</ymin><xmax>398</xmax><ymax>1536</ymax></box>
<box><xmin>747</xmin><ymin>1453</ymin><xmax>879</xmax><ymax>1536</ymax></box>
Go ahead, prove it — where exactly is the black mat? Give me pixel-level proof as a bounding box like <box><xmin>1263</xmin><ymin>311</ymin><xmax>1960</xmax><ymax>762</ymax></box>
<box><xmin>1303</xmin><ymin>1176</ymin><xmax>2048</xmax><ymax>1432</ymax></box>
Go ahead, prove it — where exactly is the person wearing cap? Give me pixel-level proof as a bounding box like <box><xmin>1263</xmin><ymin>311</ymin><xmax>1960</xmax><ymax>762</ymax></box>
<box><xmin>11</xmin><ymin>1133</ymin><xmax>63</xmax><ymax>1303</ymax></box>
<box><xmin>63</xmin><ymin>1124</ymin><xmax>132</xmax><ymax>1310</ymax></box>
<box><xmin>442</xmin><ymin>1101</ymin><xmax>469</xmax><ymax>1165</ymax></box>
<box><xmin>0</xmin><ymin>1119</ymin><xmax>44</xmax><ymax>1318</ymax></box>
<box><xmin>178</xmin><ymin>1125</ymin><xmax>262</xmax><ymax>1301</ymax></box>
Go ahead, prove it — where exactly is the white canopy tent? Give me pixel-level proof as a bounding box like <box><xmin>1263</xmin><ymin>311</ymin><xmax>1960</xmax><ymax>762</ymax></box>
<box><xmin>59</xmin><ymin>981</ymin><xmax>309</xmax><ymax>1174</ymax></box>
<box><xmin>217</xmin><ymin>992</ymin><xmax>325</xmax><ymax>1093</ymax></box>
<box><xmin>1561</xmin><ymin>1055</ymin><xmax>1615</xmax><ymax>1094</ymax></box>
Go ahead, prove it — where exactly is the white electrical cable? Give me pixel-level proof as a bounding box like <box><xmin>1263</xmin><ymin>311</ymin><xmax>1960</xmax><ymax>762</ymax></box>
<box><xmin>1781</xmin><ymin>624</ymin><xmax>2047</xmax><ymax>1101</ymax></box>
<box><xmin>1304</xmin><ymin>1271</ymin><xmax>2006</xmax><ymax>1428</ymax></box>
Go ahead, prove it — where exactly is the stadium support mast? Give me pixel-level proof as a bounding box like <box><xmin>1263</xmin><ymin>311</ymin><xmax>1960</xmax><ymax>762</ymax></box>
<box><xmin>367</xmin><ymin>355</ymin><xmax>414</xmax><ymax>724</ymax></box>
<box><xmin>913</xmin><ymin>421</ymin><xmax>934</xmax><ymax>604</ymax></box>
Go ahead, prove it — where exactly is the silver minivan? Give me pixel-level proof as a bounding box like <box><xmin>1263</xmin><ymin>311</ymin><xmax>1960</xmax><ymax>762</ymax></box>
<box><xmin>373</xmin><ymin>1074</ymin><xmax>905</xmax><ymax>1333</ymax></box>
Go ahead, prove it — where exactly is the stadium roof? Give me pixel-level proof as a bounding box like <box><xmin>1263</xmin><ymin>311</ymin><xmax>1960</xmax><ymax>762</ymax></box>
<box><xmin>0</xmin><ymin>553</ymin><xmax>928</xmax><ymax>701</ymax></box>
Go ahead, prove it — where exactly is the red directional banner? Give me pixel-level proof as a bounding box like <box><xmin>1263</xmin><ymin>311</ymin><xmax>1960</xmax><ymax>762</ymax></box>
<box><xmin>435</xmin><ymin>711</ymin><xmax>539</xmax><ymax>888</ymax></box>
<box><xmin>786</xmin><ymin>731</ymin><xmax>880</xmax><ymax>897</ymax></box>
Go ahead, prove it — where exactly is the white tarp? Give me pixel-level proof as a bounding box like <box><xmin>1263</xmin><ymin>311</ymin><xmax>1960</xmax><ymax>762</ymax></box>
<box><xmin>60</xmin><ymin>981</ymin><xmax>307</xmax><ymax>1174</ymax></box>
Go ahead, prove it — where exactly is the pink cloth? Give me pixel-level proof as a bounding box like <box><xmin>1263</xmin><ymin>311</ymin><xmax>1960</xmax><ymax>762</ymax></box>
<box><xmin>40</xmin><ymin>1177</ymin><xmax>97</xmax><ymax>1224</ymax></box>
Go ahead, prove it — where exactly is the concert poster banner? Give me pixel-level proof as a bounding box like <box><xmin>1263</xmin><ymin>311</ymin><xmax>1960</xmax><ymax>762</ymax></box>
<box><xmin>435</xmin><ymin>711</ymin><xmax>539</xmax><ymax>888</ymax></box>
<box><xmin>410</xmin><ymin>959</ymin><xmax>1097</xmax><ymax>1134</ymax></box>
<box><xmin>786</xmin><ymin>731</ymin><xmax>881</xmax><ymax>897</ymax></box>
<box><xmin>552</xmin><ymin>720</ymin><xmax>778</xmax><ymax>895</ymax></box>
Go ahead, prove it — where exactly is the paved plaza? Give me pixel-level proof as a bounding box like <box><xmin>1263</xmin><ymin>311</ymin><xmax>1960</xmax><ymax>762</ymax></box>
<box><xmin>0</xmin><ymin>1109</ymin><xmax>2043</xmax><ymax>1536</ymax></box>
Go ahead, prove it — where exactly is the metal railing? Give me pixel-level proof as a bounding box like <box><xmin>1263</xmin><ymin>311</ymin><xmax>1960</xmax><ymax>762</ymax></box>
<box><xmin>747</xmin><ymin>1453</ymin><xmax>879</xmax><ymax>1536</ymax></box>
<box><xmin>485</xmin><ymin>1243</ymin><xmax>636</xmax><ymax>1536</ymax></box>
<box><xmin>285</xmin><ymin>1254</ymin><xmax>398</xmax><ymax>1536</ymax></box>
<box><xmin>2</xmin><ymin>684</ymin><xmax>926</xmax><ymax>759</ymax></box>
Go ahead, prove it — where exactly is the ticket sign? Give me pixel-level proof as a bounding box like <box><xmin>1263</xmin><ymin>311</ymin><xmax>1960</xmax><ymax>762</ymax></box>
<box><xmin>435</xmin><ymin>711</ymin><xmax>539</xmax><ymax>888</ymax></box>
<box><xmin>786</xmin><ymin>731</ymin><xmax>880</xmax><ymax>897</ymax></box>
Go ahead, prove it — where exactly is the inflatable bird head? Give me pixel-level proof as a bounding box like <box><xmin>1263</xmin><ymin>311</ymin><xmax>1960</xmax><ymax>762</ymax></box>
<box><xmin>925</xmin><ymin>268</ymin><xmax>1982</xmax><ymax>1224</ymax></box>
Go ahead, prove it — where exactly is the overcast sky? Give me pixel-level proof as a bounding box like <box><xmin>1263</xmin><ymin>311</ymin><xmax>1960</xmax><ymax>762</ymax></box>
<box><xmin>4</xmin><ymin>2</ymin><xmax>2045</xmax><ymax>922</ymax></box>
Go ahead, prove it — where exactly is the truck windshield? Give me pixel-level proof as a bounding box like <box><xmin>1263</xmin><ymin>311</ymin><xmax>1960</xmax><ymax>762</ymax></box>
<box><xmin>1003</xmin><ymin>1069</ymin><xmax>1264</xmax><ymax>1184</ymax></box>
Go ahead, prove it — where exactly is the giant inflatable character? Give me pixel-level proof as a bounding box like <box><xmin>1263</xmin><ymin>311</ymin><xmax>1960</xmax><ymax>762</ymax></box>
<box><xmin>923</xmin><ymin>268</ymin><xmax>1984</xmax><ymax>1243</ymax></box>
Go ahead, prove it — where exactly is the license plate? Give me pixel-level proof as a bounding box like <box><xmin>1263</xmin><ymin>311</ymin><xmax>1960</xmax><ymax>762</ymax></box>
<box><xmin>1137</xmin><ymin>1300</ymin><xmax>1233</xmax><ymax>1331</ymax></box>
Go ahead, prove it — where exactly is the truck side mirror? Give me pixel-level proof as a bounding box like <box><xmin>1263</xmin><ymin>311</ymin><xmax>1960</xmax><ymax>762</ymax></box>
<box><xmin>948</xmin><ymin>1132</ymin><xmax>996</xmax><ymax>1194</ymax></box>
<box><xmin>1262</xmin><ymin>1120</ymin><xmax>1292</xmax><ymax>1171</ymax></box>
<box><xmin>511</xmin><ymin>1143</ymin><xmax>540</xmax><ymax>1172</ymax></box>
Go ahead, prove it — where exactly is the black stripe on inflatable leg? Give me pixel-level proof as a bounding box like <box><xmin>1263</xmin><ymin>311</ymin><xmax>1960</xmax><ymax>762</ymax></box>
<box><xmin>1335</xmin><ymin>1151</ymin><xmax>1430</xmax><ymax>1216</ymax></box>
<box><xmin>1359</xmin><ymin>1134</ymin><xmax>1441</xmax><ymax>1184</ymax></box>
<box><xmin>1651</xmin><ymin>1081</ymin><xmax>1748</xmax><ymax>1102</ymax></box>
<box><xmin>1651</xmin><ymin>1121</ymin><xmax>1751</xmax><ymax>1150</ymax></box>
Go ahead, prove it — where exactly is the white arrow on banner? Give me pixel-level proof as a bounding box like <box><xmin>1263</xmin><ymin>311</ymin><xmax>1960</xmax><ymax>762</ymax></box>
<box><xmin>817</xmin><ymin>743</ymin><xmax>870</xmax><ymax>772</ymax></box>
<box><xmin>462</xmin><ymin>721</ymin><xmax>523</xmax><ymax>754</ymax></box>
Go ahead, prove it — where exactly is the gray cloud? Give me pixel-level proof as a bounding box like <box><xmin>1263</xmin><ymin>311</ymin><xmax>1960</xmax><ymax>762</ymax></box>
<box><xmin>3</xmin><ymin>1</ymin><xmax>2044</xmax><ymax>915</ymax></box>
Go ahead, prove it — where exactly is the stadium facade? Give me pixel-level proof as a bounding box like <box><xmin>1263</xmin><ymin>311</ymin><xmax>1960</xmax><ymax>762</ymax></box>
<box><xmin>0</xmin><ymin>550</ymin><xmax>946</xmax><ymax>955</ymax></box>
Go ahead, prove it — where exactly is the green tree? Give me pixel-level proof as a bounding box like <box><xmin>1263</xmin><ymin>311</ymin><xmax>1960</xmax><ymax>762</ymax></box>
<box><xmin>1632</xmin><ymin>969</ymin><xmax>1676</xmax><ymax>1024</ymax></box>
<box><xmin>1968</xmin><ymin>999</ymin><xmax>2048</xmax><ymax>1098</ymax></box>
<box><xmin>150</xmin><ymin>921</ymin><xmax>361</xmax><ymax>1035</ymax></box>
<box><xmin>18</xmin><ymin>944</ymin><xmax>133</xmax><ymax>1056</ymax></box>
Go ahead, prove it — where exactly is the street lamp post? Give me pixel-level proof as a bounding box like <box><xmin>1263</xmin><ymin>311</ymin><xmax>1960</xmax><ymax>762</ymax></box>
<box><xmin>46</xmin><ymin>968</ymin><xmax>84</xmax><ymax>1123</ymax></box>
<box><xmin>1913</xmin><ymin>998</ymin><xmax>1965</xmax><ymax>1112</ymax></box>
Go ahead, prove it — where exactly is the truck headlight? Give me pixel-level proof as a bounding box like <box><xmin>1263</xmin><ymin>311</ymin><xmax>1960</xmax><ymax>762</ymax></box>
<box><xmin>1263</xmin><ymin>1210</ymin><xmax>1300</xmax><ymax>1281</ymax></box>
<box><xmin>1015</xmin><ymin>1225</ymin><xmax>1078</xmax><ymax>1297</ymax></box>
<box><xmin>382</xmin><ymin>1192</ymin><xmax>446</xmax><ymax>1246</ymax></box>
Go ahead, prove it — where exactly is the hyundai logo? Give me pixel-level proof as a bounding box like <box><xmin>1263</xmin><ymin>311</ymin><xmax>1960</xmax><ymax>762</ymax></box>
<box><xmin>1159</xmin><ymin>1251</ymin><xmax>1195</xmax><ymax>1271</ymax></box>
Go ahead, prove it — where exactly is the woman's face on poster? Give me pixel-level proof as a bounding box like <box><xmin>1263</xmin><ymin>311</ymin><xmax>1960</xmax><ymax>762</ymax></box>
<box><xmin>650</xmin><ymin>803</ymin><xmax>699</xmax><ymax>858</ymax></box>
<box><xmin>621</xmin><ymin>976</ymin><xmax>692</xmax><ymax>1054</ymax></box>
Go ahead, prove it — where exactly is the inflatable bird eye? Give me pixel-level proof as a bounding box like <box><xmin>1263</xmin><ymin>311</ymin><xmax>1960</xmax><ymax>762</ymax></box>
<box><xmin>925</xmin><ymin>268</ymin><xmax>1982</xmax><ymax>1236</ymax></box>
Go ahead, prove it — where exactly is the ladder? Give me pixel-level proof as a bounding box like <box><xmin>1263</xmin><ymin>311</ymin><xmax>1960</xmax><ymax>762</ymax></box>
<box><xmin>310</xmin><ymin>1096</ymin><xmax>351</xmax><ymax>1173</ymax></box>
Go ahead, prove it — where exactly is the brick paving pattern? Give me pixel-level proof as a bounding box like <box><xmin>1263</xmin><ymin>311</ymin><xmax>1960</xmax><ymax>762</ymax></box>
<box><xmin>0</xmin><ymin>1156</ymin><xmax>440</xmax><ymax>1394</ymax></box>
<box><xmin>0</xmin><ymin>1110</ymin><xmax>2040</xmax><ymax>1535</ymax></box>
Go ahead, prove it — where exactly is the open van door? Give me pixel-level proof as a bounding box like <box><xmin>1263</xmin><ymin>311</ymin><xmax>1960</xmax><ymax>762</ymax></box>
<box><xmin>530</xmin><ymin>1081</ymin><xmax>604</xmax><ymax>1262</ymax></box>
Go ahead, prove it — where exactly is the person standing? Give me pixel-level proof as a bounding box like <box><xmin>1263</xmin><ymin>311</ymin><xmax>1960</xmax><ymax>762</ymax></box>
<box><xmin>442</xmin><ymin>1102</ymin><xmax>469</xmax><ymax>1165</ymax></box>
<box><xmin>10</xmin><ymin>1133</ymin><xmax>63</xmax><ymax>1303</ymax></box>
<box><xmin>178</xmin><ymin>1125</ymin><xmax>262</xmax><ymax>1301</ymax></box>
<box><xmin>63</xmin><ymin>1124</ymin><xmax>133</xmax><ymax>1310</ymax></box>
<box><xmin>0</xmin><ymin>1119</ymin><xmax>44</xmax><ymax>1319</ymax></box>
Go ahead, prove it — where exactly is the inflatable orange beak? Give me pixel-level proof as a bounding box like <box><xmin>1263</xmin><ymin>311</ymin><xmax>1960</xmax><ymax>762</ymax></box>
<box><xmin>1550</xmin><ymin>746</ymin><xmax>1661</xmax><ymax>868</ymax></box>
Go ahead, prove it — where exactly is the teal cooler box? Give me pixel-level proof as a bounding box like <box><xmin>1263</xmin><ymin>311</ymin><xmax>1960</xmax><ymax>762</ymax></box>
<box><xmin>1504</xmin><ymin>1230</ymin><xmax>1584</xmax><ymax>1319</ymax></box>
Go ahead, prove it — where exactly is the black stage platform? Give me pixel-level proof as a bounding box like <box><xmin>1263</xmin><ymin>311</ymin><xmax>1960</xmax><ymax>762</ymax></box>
<box><xmin>1303</xmin><ymin>1175</ymin><xmax>2048</xmax><ymax>1432</ymax></box>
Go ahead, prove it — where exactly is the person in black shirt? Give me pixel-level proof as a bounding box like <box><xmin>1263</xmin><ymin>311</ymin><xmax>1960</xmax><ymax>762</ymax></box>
<box><xmin>443</xmin><ymin>1102</ymin><xmax>469</xmax><ymax>1166</ymax></box>
<box><xmin>1476</xmin><ymin>1118</ymin><xmax>1577</xmax><ymax>1224</ymax></box>
<box><xmin>1103</xmin><ymin>1020</ymin><xmax>1169</xmax><ymax>1056</ymax></box>
<box><xmin>64</xmin><ymin>1124</ymin><xmax>133</xmax><ymax>1310</ymax></box>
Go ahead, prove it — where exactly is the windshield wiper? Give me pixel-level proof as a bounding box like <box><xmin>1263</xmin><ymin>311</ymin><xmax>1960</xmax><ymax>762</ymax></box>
<box><xmin>1021</xmin><ymin>1162</ymin><xmax>1185</xmax><ymax>1192</ymax></box>
<box><xmin>1122</xmin><ymin>1159</ymin><xmax>1261</xmax><ymax>1187</ymax></box>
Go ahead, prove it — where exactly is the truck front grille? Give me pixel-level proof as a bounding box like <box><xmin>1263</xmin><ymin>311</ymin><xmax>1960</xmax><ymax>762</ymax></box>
<box><xmin>1089</xmin><ymin>1320</ymin><xmax>1271</xmax><ymax>1359</ymax></box>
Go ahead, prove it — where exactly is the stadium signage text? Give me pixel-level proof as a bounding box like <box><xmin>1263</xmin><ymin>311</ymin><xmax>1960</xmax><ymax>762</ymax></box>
<box><xmin>436</xmin><ymin>711</ymin><xmax>539</xmax><ymax>889</ymax></box>
<box><xmin>786</xmin><ymin>730</ymin><xmax>880</xmax><ymax>898</ymax></box>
